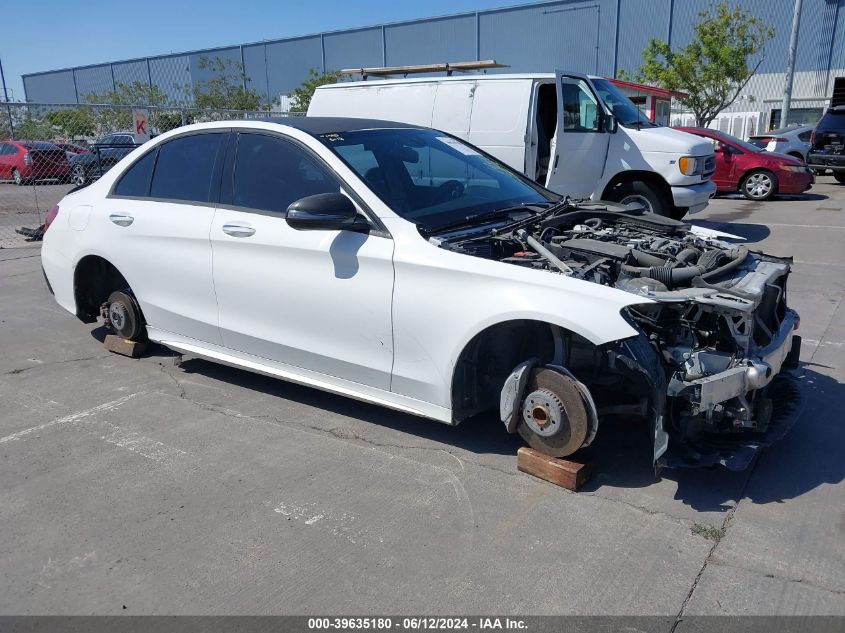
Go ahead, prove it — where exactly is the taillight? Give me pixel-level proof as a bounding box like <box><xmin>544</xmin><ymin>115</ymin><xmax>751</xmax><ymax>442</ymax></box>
<box><xmin>771</xmin><ymin>137</ymin><xmax>787</xmax><ymax>142</ymax></box>
<box><xmin>44</xmin><ymin>205</ymin><xmax>59</xmax><ymax>231</ymax></box>
<box><xmin>24</xmin><ymin>152</ymin><xmax>32</xmax><ymax>165</ymax></box>
<box><xmin>810</xmin><ymin>130</ymin><xmax>816</xmax><ymax>145</ymax></box>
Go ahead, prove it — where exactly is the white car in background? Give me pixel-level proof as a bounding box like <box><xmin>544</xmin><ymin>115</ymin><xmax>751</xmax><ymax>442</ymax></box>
<box><xmin>748</xmin><ymin>124</ymin><xmax>814</xmax><ymax>162</ymax></box>
<box><xmin>41</xmin><ymin>118</ymin><xmax>802</xmax><ymax>471</ymax></box>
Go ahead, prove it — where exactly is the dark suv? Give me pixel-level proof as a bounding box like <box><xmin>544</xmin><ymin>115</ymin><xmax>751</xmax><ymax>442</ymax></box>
<box><xmin>808</xmin><ymin>106</ymin><xmax>845</xmax><ymax>182</ymax></box>
<box><xmin>69</xmin><ymin>133</ymin><xmax>139</xmax><ymax>185</ymax></box>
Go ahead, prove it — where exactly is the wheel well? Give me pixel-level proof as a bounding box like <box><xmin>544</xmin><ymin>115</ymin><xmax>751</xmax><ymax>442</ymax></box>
<box><xmin>73</xmin><ymin>255</ymin><xmax>130</xmax><ymax>323</ymax></box>
<box><xmin>451</xmin><ymin>320</ymin><xmax>602</xmax><ymax>423</ymax></box>
<box><xmin>601</xmin><ymin>170</ymin><xmax>672</xmax><ymax>203</ymax></box>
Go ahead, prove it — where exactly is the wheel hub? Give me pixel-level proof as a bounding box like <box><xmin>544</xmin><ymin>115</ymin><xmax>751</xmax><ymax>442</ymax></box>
<box><xmin>517</xmin><ymin>368</ymin><xmax>593</xmax><ymax>457</ymax></box>
<box><xmin>108</xmin><ymin>302</ymin><xmax>127</xmax><ymax>330</ymax></box>
<box><xmin>522</xmin><ymin>388</ymin><xmax>565</xmax><ymax>437</ymax></box>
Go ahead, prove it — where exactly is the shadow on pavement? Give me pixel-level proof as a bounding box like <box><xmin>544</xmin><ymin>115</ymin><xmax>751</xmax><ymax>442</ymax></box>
<box><xmin>580</xmin><ymin>366</ymin><xmax>845</xmax><ymax>511</ymax></box>
<box><xmin>147</xmin><ymin>338</ymin><xmax>843</xmax><ymax>510</ymax></box>
<box><xmin>170</xmin><ymin>354</ymin><xmax>525</xmax><ymax>457</ymax></box>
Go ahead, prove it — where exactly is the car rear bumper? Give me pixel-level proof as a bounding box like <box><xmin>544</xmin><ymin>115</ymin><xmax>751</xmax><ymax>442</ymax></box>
<box><xmin>22</xmin><ymin>164</ymin><xmax>70</xmax><ymax>179</ymax></box>
<box><xmin>808</xmin><ymin>153</ymin><xmax>845</xmax><ymax>170</ymax></box>
<box><xmin>670</xmin><ymin>180</ymin><xmax>717</xmax><ymax>215</ymax></box>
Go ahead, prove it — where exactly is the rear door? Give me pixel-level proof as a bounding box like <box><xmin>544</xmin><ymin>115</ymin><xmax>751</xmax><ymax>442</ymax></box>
<box><xmin>210</xmin><ymin>131</ymin><xmax>395</xmax><ymax>389</ymax></box>
<box><xmin>0</xmin><ymin>144</ymin><xmax>12</xmax><ymax>179</ymax></box>
<box><xmin>545</xmin><ymin>71</ymin><xmax>610</xmax><ymax>197</ymax></box>
<box><xmin>104</xmin><ymin>130</ymin><xmax>227</xmax><ymax>344</ymax></box>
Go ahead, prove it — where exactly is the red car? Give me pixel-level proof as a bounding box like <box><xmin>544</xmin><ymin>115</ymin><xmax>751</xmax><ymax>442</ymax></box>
<box><xmin>0</xmin><ymin>140</ymin><xmax>71</xmax><ymax>185</ymax></box>
<box><xmin>675</xmin><ymin>127</ymin><xmax>813</xmax><ymax>201</ymax></box>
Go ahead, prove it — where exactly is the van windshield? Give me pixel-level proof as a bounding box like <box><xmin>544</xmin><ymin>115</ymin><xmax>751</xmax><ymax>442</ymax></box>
<box><xmin>591</xmin><ymin>78</ymin><xmax>656</xmax><ymax>128</ymax></box>
<box><xmin>318</xmin><ymin>128</ymin><xmax>559</xmax><ymax>231</ymax></box>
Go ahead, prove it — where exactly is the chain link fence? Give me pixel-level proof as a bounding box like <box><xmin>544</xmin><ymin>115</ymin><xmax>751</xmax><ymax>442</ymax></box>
<box><xmin>0</xmin><ymin>101</ymin><xmax>303</xmax><ymax>258</ymax></box>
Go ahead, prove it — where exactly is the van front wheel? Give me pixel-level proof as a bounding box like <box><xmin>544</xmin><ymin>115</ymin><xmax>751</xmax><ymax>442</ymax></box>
<box><xmin>607</xmin><ymin>181</ymin><xmax>671</xmax><ymax>218</ymax></box>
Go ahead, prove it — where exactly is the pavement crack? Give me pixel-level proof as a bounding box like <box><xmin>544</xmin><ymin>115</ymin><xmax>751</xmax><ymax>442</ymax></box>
<box><xmin>670</xmin><ymin>458</ymin><xmax>757</xmax><ymax>632</ymax></box>
<box><xmin>4</xmin><ymin>355</ymin><xmax>110</xmax><ymax>375</ymax></box>
<box><xmin>705</xmin><ymin>558</ymin><xmax>845</xmax><ymax>597</ymax></box>
<box><xmin>581</xmin><ymin>491</ymin><xmax>696</xmax><ymax>528</ymax></box>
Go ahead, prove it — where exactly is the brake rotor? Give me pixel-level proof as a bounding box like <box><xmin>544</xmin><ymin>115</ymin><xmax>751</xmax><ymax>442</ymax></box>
<box><xmin>517</xmin><ymin>368</ymin><xmax>590</xmax><ymax>457</ymax></box>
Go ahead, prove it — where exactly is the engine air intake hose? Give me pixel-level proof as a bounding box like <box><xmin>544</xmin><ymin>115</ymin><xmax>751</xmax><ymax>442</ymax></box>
<box><xmin>620</xmin><ymin>246</ymin><xmax>748</xmax><ymax>289</ymax></box>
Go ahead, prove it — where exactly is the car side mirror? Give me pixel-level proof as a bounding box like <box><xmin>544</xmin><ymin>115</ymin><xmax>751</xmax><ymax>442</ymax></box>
<box><xmin>285</xmin><ymin>192</ymin><xmax>366</xmax><ymax>231</ymax></box>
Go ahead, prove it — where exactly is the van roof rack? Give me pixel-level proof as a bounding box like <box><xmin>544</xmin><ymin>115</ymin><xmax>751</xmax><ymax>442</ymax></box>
<box><xmin>340</xmin><ymin>60</ymin><xmax>508</xmax><ymax>80</ymax></box>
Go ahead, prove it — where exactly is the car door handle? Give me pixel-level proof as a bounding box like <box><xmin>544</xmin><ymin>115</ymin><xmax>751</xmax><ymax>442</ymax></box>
<box><xmin>222</xmin><ymin>223</ymin><xmax>255</xmax><ymax>238</ymax></box>
<box><xmin>109</xmin><ymin>213</ymin><xmax>134</xmax><ymax>227</ymax></box>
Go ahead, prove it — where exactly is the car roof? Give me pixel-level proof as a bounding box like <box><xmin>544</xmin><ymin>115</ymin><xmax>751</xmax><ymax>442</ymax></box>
<box><xmin>257</xmin><ymin>116</ymin><xmax>423</xmax><ymax>135</ymax></box>
<box><xmin>751</xmin><ymin>125</ymin><xmax>813</xmax><ymax>137</ymax></box>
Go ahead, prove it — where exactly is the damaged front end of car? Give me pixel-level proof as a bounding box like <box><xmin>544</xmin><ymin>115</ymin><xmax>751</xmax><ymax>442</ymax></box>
<box><xmin>434</xmin><ymin>202</ymin><xmax>803</xmax><ymax>470</ymax></box>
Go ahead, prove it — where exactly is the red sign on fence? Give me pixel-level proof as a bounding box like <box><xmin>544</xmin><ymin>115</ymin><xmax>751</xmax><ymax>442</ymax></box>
<box><xmin>132</xmin><ymin>109</ymin><xmax>150</xmax><ymax>143</ymax></box>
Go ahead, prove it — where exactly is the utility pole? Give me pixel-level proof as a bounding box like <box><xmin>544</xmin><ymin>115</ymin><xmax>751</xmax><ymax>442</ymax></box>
<box><xmin>780</xmin><ymin>0</ymin><xmax>803</xmax><ymax>128</ymax></box>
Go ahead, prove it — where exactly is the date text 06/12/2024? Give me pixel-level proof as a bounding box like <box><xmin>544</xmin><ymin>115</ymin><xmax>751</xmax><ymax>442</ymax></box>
<box><xmin>307</xmin><ymin>617</ymin><xmax>528</xmax><ymax>630</ymax></box>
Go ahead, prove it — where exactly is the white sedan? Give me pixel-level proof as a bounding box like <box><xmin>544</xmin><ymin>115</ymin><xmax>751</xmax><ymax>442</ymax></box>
<box><xmin>42</xmin><ymin>118</ymin><xmax>802</xmax><ymax>470</ymax></box>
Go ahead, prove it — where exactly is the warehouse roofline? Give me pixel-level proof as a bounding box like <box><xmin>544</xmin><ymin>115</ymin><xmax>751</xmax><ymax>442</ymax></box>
<box><xmin>21</xmin><ymin>0</ymin><xmax>568</xmax><ymax>79</ymax></box>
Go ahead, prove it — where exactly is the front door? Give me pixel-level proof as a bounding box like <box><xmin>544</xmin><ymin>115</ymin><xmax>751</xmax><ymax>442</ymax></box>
<box><xmin>544</xmin><ymin>71</ymin><xmax>610</xmax><ymax>198</ymax></box>
<box><xmin>210</xmin><ymin>131</ymin><xmax>395</xmax><ymax>390</ymax></box>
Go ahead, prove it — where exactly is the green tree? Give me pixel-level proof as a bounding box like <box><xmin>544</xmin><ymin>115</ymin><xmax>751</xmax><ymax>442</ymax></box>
<box><xmin>192</xmin><ymin>56</ymin><xmax>268</xmax><ymax>111</ymax></box>
<box><xmin>623</xmin><ymin>2</ymin><xmax>773</xmax><ymax>127</ymax></box>
<box><xmin>14</xmin><ymin>111</ymin><xmax>54</xmax><ymax>140</ymax></box>
<box><xmin>45</xmin><ymin>108</ymin><xmax>95</xmax><ymax>138</ymax></box>
<box><xmin>287</xmin><ymin>68</ymin><xmax>344</xmax><ymax>113</ymax></box>
<box><xmin>85</xmin><ymin>81</ymin><xmax>169</xmax><ymax>107</ymax></box>
<box><xmin>85</xmin><ymin>81</ymin><xmax>176</xmax><ymax>136</ymax></box>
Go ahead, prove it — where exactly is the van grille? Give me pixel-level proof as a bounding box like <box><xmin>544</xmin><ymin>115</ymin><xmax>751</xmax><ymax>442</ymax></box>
<box><xmin>702</xmin><ymin>155</ymin><xmax>716</xmax><ymax>178</ymax></box>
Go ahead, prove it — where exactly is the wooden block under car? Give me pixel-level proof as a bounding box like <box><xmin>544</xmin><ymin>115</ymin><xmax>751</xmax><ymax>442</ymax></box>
<box><xmin>517</xmin><ymin>447</ymin><xmax>593</xmax><ymax>491</ymax></box>
<box><xmin>103</xmin><ymin>334</ymin><xmax>148</xmax><ymax>358</ymax></box>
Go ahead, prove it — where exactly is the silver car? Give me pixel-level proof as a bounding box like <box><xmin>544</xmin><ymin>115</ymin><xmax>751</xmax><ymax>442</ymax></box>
<box><xmin>748</xmin><ymin>124</ymin><xmax>814</xmax><ymax>162</ymax></box>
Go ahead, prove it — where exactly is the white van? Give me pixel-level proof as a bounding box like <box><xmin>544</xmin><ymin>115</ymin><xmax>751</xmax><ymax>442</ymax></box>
<box><xmin>308</xmin><ymin>71</ymin><xmax>717</xmax><ymax>219</ymax></box>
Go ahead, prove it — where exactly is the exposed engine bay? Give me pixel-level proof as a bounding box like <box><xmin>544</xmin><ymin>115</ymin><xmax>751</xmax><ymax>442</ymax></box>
<box><xmin>429</xmin><ymin>201</ymin><xmax>803</xmax><ymax>470</ymax></box>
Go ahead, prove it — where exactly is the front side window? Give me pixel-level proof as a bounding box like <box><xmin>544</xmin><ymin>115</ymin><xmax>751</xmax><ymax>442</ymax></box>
<box><xmin>150</xmin><ymin>133</ymin><xmax>225</xmax><ymax>203</ymax></box>
<box><xmin>591</xmin><ymin>78</ymin><xmax>655</xmax><ymax>128</ymax></box>
<box><xmin>560</xmin><ymin>78</ymin><xmax>600</xmax><ymax>132</ymax></box>
<box><xmin>319</xmin><ymin>128</ymin><xmax>557</xmax><ymax>231</ymax></box>
<box><xmin>113</xmin><ymin>149</ymin><xmax>158</xmax><ymax>197</ymax></box>
<box><xmin>232</xmin><ymin>133</ymin><xmax>340</xmax><ymax>214</ymax></box>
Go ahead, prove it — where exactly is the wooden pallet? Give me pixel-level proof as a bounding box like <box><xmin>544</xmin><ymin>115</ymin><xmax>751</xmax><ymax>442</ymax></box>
<box><xmin>517</xmin><ymin>447</ymin><xmax>593</xmax><ymax>491</ymax></box>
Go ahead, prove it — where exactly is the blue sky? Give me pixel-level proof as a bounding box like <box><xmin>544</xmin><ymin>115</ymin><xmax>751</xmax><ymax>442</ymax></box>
<box><xmin>1</xmin><ymin>0</ymin><xmax>507</xmax><ymax>101</ymax></box>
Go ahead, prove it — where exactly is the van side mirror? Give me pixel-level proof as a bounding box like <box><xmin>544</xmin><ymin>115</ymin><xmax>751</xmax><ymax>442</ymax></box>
<box><xmin>285</xmin><ymin>193</ymin><xmax>367</xmax><ymax>231</ymax></box>
<box><xmin>604</xmin><ymin>112</ymin><xmax>618</xmax><ymax>133</ymax></box>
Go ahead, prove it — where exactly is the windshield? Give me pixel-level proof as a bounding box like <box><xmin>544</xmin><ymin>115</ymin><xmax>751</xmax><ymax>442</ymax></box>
<box><xmin>710</xmin><ymin>130</ymin><xmax>763</xmax><ymax>153</ymax></box>
<box><xmin>591</xmin><ymin>78</ymin><xmax>655</xmax><ymax>127</ymax></box>
<box><xmin>318</xmin><ymin>128</ymin><xmax>558</xmax><ymax>231</ymax></box>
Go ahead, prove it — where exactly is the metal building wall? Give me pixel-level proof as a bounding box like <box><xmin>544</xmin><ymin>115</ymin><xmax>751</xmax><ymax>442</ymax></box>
<box><xmin>19</xmin><ymin>0</ymin><xmax>845</xmax><ymax>112</ymax></box>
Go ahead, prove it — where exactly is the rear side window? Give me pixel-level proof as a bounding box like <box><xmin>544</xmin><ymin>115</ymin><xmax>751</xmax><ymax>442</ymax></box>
<box><xmin>798</xmin><ymin>130</ymin><xmax>812</xmax><ymax>142</ymax></box>
<box><xmin>150</xmin><ymin>133</ymin><xmax>225</xmax><ymax>203</ymax></box>
<box><xmin>114</xmin><ymin>150</ymin><xmax>157</xmax><ymax>197</ymax></box>
<box><xmin>232</xmin><ymin>133</ymin><xmax>340</xmax><ymax>213</ymax></box>
<box><xmin>817</xmin><ymin>110</ymin><xmax>845</xmax><ymax>132</ymax></box>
